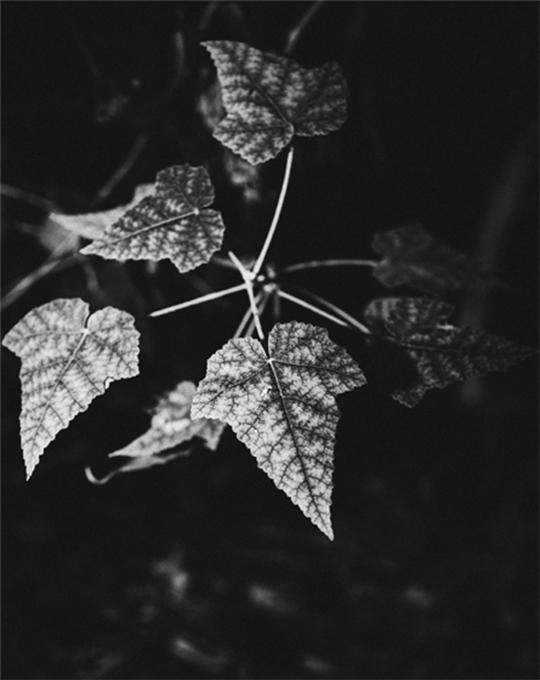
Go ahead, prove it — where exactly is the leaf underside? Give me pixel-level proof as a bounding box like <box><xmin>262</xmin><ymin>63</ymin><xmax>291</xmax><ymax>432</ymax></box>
<box><xmin>2</xmin><ymin>298</ymin><xmax>140</xmax><ymax>479</ymax></box>
<box><xmin>81</xmin><ymin>165</ymin><xmax>225</xmax><ymax>273</ymax></box>
<box><xmin>191</xmin><ymin>321</ymin><xmax>366</xmax><ymax>539</ymax></box>
<box><xmin>364</xmin><ymin>297</ymin><xmax>536</xmax><ymax>407</ymax></box>
<box><xmin>106</xmin><ymin>381</ymin><xmax>225</xmax><ymax>476</ymax></box>
<box><xmin>371</xmin><ymin>225</ymin><xmax>474</xmax><ymax>297</ymax></box>
<box><xmin>203</xmin><ymin>40</ymin><xmax>349</xmax><ymax>164</ymax></box>
<box><xmin>50</xmin><ymin>184</ymin><xmax>155</xmax><ymax>242</ymax></box>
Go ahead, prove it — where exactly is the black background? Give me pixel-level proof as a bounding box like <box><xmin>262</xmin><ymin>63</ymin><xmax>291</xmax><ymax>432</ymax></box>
<box><xmin>2</xmin><ymin>3</ymin><xmax>538</xmax><ymax>678</ymax></box>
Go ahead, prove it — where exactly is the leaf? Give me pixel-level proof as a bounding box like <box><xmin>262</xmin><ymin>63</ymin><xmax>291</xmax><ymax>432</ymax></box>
<box><xmin>203</xmin><ymin>41</ymin><xmax>349</xmax><ymax>164</ymax></box>
<box><xmin>50</xmin><ymin>184</ymin><xmax>155</xmax><ymax>242</ymax></box>
<box><xmin>371</xmin><ymin>224</ymin><xmax>474</xmax><ymax>296</ymax></box>
<box><xmin>81</xmin><ymin>165</ymin><xmax>226</xmax><ymax>273</ymax></box>
<box><xmin>2</xmin><ymin>298</ymin><xmax>140</xmax><ymax>479</ymax></box>
<box><xmin>364</xmin><ymin>296</ymin><xmax>536</xmax><ymax>407</ymax></box>
<box><xmin>191</xmin><ymin>321</ymin><xmax>366</xmax><ymax>539</ymax></box>
<box><xmin>103</xmin><ymin>381</ymin><xmax>225</xmax><ymax>479</ymax></box>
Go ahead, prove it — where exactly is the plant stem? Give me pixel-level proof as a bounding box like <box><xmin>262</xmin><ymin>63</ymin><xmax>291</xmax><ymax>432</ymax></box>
<box><xmin>1</xmin><ymin>184</ymin><xmax>58</xmax><ymax>212</ymax></box>
<box><xmin>1</xmin><ymin>251</ymin><xmax>75</xmax><ymax>310</ymax></box>
<box><xmin>94</xmin><ymin>133</ymin><xmax>149</xmax><ymax>206</ymax></box>
<box><xmin>278</xmin><ymin>290</ymin><xmax>349</xmax><ymax>328</ymax></box>
<box><xmin>245</xmin><ymin>289</ymin><xmax>272</xmax><ymax>338</ymax></box>
<box><xmin>252</xmin><ymin>146</ymin><xmax>295</xmax><ymax>277</ymax></box>
<box><xmin>283</xmin><ymin>258</ymin><xmax>378</xmax><ymax>274</ymax></box>
<box><xmin>285</xmin><ymin>1</ymin><xmax>325</xmax><ymax>55</ymax></box>
<box><xmin>149</xmin><ymin>282</ymin><xmax>247</xmax><ymax>317</ymax></box>
<box><xmin>233</xmin><ymin>292</ymin><xmax>260</xmax><ymax>339</ymax></box>
<box><xmin>292</xmin><ymin>285</ymin><xmax>372</xmax><ymax>335</ymax></box>
<box><xmin>229</xmin><ymin>251</ymin><xmax>265</xmax><ymax>340</ymax></box>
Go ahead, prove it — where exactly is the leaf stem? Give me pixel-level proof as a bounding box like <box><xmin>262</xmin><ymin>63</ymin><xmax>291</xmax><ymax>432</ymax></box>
<box><xmin>278</xmin><ymin>289</ymin><xmax>349</xmax><ymax>328</ymax></box>
<box><xmin>94</xmin><ymin>133</ymin><xmax>149</xmax><ymax>206</ymax></box>
<box><xmin>285</xmin><ymin>1</ymin><xmax>325</xmax><ymax>55</ymax></box>
<box><xmin>292</xmin><ymin>285</ymin><xmax>372</xmax><ymax>335</ymax></box>
<box><xmin>245</xmin><ymin>289</ymin><xmax>272</xmax><ymax>338</ymax></box>
<box><xmin>283</xmin><ymin>258</ymin><xmax>378</xmax><ymax>274</ymax></box>
<box><xmin>252</xmin><ymin>146</ymin><xmax>295</xmax><ymax>276</ymax></box>
<box><xmin>233</xmin><ymin>292</ymin><xmax>261</xmax><ymax>339</ymax></box>
<box><xmin>1</xmin><ymin>184</ymin><xmax>58</xmax><ymax>212</ymax></box>
<box><xmin>149</xmin><ymin>282</ymin><xmax>247</xmax><ymax>318</ymax></box>
<box><xmin>1</xmin><ymin>251</ymin><xmax>76</xmax><ymax>310</ymax></box>
<box><xmin>229</xmin><ymin>251</ymin><xmax>265</xmax><ymax>340</ymax></box>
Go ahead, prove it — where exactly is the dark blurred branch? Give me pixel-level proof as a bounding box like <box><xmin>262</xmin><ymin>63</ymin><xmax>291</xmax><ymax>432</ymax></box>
<box><xmin>459</xmin><ymin>130</ymin><xmax>535</xmax><ymax>406</ymax></box>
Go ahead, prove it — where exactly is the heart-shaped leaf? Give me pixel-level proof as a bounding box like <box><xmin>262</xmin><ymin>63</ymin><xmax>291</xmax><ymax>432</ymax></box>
<box><xmin>371</xmin><ymin>225</ymin><xmax>474</xmax><ymax>297</ymax></box>
<box><xmin>203</xmin><ymin>41</ymin><xmax>349</xmax><ymax>164</ymax></box>
<box><xmin>2</xmin><ymin>298</ymin><xmax>140</xmax><ymax>479</ymax></box>
<box><xmin>81</xmin><ymin>165</ymin><xmax>225</xmax><ymax>273</ymax></box>
<box><xmin>191</xmin><ymin>321</ymin><xmax>366</xmax><ymax>539</ymax></box>
<box><xmin>364</xmin><ymin>297</ymin><xmax>536</xmax><ymax>407</ymax></box>
<box><xmin>105</xmin><ymin>381</ymin><xmax>225</xmax><ymax>477</ymax></box>
<box><xmin>50</xmin><ymin>184</ymin><xmax>155</xmax><ymax>242</ymax></box>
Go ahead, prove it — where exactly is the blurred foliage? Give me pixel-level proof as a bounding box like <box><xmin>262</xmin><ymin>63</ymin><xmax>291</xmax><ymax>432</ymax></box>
<box><xmin>2</xmin><ymin>2</ymin><xmax>538</xmax><ymax>679</ymax></box>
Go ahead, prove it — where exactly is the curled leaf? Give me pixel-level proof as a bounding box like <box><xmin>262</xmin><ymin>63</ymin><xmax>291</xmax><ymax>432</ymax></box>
<box><xmin>2</xmin><ymin>298</ymin><xmax>140</xmax><ymax>479</ymax></box>
<box><xmin>371</xmin><ymin>225</ymin><xmax>474</xmax><ymax>297</ymax></box>
<box><xmin>203</xmin><ymin>41</ymin><xmax>349</xmax><ymax>164</ymax></box>
<box><xmin>93</xmin><ymin>381</ymin><xmax>225</xmax><ymax>481</ymax></box>
<box><xmin>191</xmin><ymin>321</ymin><xmax>366</xmax><ymax>539</ymax></box>
<box><xmin>81</xmin><ymin>165</ymin><xmax>225</xmax><ymax>273</ymax></box>
<box><xmin>364</xmin><ymin>297</ymin><xmax>536</xmax><ymax>407</ymax></box>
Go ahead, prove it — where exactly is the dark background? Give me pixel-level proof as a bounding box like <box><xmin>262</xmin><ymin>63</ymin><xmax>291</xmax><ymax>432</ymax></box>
<box><xmin>2</xmin><ymin>3</ymin><xmax>538</xmax><ymax>678</ymax></box>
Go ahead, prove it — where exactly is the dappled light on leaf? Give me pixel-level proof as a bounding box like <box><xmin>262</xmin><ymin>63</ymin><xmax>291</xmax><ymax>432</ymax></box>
<box><xmin>89</xmin><ymin>381</ymin><xmax>225</xmax><ymax>482</ymax></box>
<box><xmin>191</xmin><ymin>322</ymin><xmax>366</xmax><ymax>539</ymax></box>
<box><xmin>203</xmin><ymin>41</ymin><xmax>349</xmax><ymax>164</ymax></box>
<box><xmin>371</xmin><ymin>225</ymin><xmax>475</xmax><ymax>297</ymax></box>
<box><xmin>2</xmin><ymin>298</ymin><xmax>140</xmax><ymax>479</ymax></box>
<box><xmin>364</xmin><ymin>297</ymin><xmax>536</xmax><ymax>407</ymax></box>
<box><xmin>81</xmin><ymin>165</ymin><xmax>225</xmax><ymax>273</ymax></box>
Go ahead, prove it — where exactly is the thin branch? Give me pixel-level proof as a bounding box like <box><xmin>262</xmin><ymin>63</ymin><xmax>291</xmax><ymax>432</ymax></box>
<box><xmin>85</xmin><ymin>465</ymin><xmax>116</xmax><ymax>485</ymax></box>
<box><xmin>1</xmin><ymin>252</ymin><xmax>76</xmax><ymax>310</ymax></box>
<box><xmin>149</xmin><ymin>283</ymin><xmax>246</xmax><ymax>318</ymax></box>
<box><xmin>284</xmin><ymin>1</ymin><xmax>325</xmax><ymax>55</ymax></box>
<box><xmin>292</xmin><ymin>285</ymin><xmax>372</xmax><ymax>335</ymax></box>
<box><xmin>210</xmin><ymin>254</ymin><xmax>242</xmax><ymax>271</ymax></box>
<box><xmin>229</xmin><ymin>251</ymin><xmax>264</xmax><ymax>340</ymax></box>
<box><xmin>283</xmin><ymin>258</ymin><xmax>378</xmax><ymax>274</ymax></box>
<box><xmin>197</xmin><ymin>1</ymin><xmax>219</xmax><ymax>32</ymax></box>
<box><xmin>233</xmin><ymin>292</ymin><xmax>260</xmax><ymax>339</ymax></box>
<box><xmin>245</xmin><ymin>289</ymin><xmax>272</xmax><ymax>338</ymax></box>
<box><xmin>94</xmin><ymin>133</ymin><xmax>149</xmax><ymax>206</ymax></box>
<box><xmin>1</xmin><ymin>184</ymin><xmax>58</xmax><ymax>212</ymax></box>
<box><xmin>278</xmin><ymin>289</ymin><xmax>349</xmax><ymax>329</ymax></box>
<box><xmin>252</xmin><ymin>146</ymin><xmax>295</xmax><ymax>276</ymax></box>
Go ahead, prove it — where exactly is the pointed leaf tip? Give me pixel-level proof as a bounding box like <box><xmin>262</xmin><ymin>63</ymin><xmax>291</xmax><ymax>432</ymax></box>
<box><xmin>2</xmin><ymin>298</ymin><xmax>140</xmax><ymax>478</ymax></box>
<box><xmin>81</xmin><ymin>165</ymin><xmax>225</xmax><ymax>273</ymax></box>
<box><xmin>191</xmin><ymin>321</ymin><xmax>366</xmax><ymax>539</ymax></box>
<box><xmin>203</xmin><ymin>41</ymin><xmax>349</xmax><ymax>164</ymax></box>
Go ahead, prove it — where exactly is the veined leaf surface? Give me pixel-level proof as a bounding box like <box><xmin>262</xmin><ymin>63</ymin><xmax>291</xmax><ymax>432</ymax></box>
<box><xmin>364</xmin><ymin>297</ymin><xmax>536</xmax><ymax>407</ymax></box>
<box><xmin>191</xmin><ymin>322</ymin><xmax>366</xmax><ymax>539</ymax></box>
<box><xmin>50</xmin><ymin>184</ymin><xmax>155</xmax><ymax>242</ymax></box>
<box><xmin>371</xmin><ymin>225</ymin><xmax>474</xmax><ymax>297</ymax></box>
<box><xmin>203</xmin><ymin>41</ymin><xmax>349</xmax><ymax>164</ymax></box>
<box><xmin>2</xmin><ymin>298</ymin><xmax>140</xmax><ymax>479</ymax></box>
<box><xmin>105</xmin><ymin>381</ymin><xmax>225</xmax><ymax>477</ymax></box>
<box><xmin>81</xmin><ymin>165</ymin><xmax>225</xmax><ymax>273</ymax></box>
